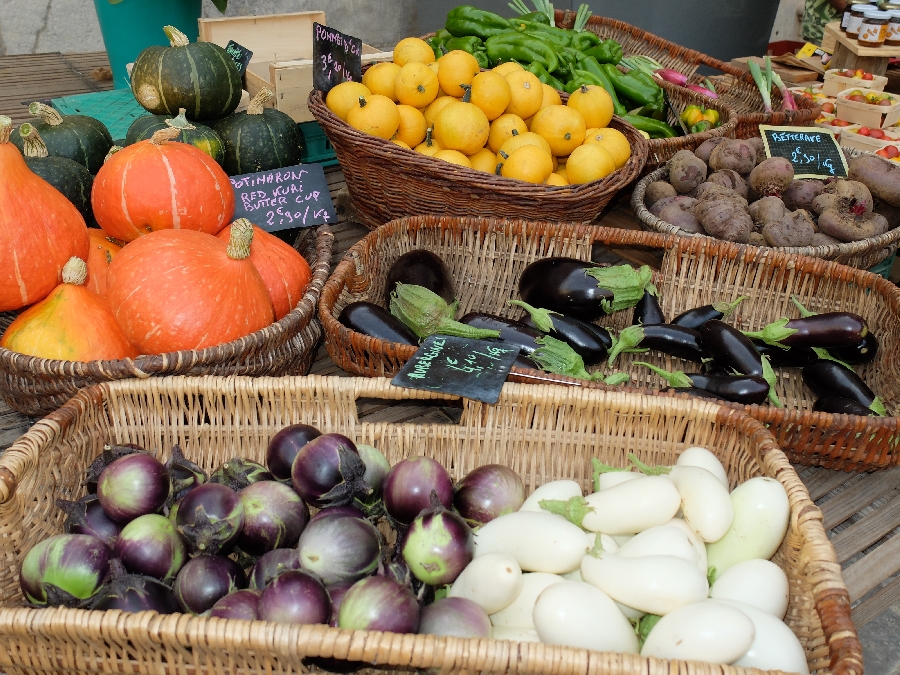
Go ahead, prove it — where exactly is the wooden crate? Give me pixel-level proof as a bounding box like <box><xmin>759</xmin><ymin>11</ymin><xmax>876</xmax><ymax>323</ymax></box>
<box><xmin>198</xmin><ymin>11</ymin><xmax>392</xmax><ymax>123</ymax></box>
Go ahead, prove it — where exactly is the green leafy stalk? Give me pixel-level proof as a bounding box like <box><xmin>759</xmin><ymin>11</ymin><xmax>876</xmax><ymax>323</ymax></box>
<box><xmin>587</xmin><ymin>531</ymin><xmax>605</xmax><ymax>558</ymax></box>
<box><xmin>704</xmin><ymin>78</ymin><xmax>717</xmax><ymax>95</ymax></box>
<box><xmin>742</xmin><ymin>317</ymin><xmax>797</xmax><ymax>349</ymax></box>
<box><xmin>583</xmin><ymin>264</ymin><xmax>657</xmax><ymax>315</ymax></box>
<box><xmin>790</xmin><ymin>296</ymin><xmax>816</xmax><ymax>318</ymax></box>
<box><xmin>389</xmin><ymin>284</ymin><xmax>500</xmax><ymax>340</ymax></box>
<box><xmin>573</xmin><ymin>3</ymin><xmax>592</xmax><ymax>31</ymax></box>
<box><xmin>508</xmin><ymin>299</ymin><xmax>556</xmax><ymax>333</ymax></box>
<box><xmin>748</xmin><ymin>59</ymin><xmax>773</xmax><ymax>113</ymax></box>
<box><xmin>870</xmin><ymin>397</ymin><xmax>888</xmax><ymax>417</ymax></box>
<box><xmin>508</xmin><ymin>0</ymin><xmax>532</xmax><ymax>15</ymax></box>
<box><xmin>627</xmin><ymin>452</ymin><xmax>671</xmax><ymax>476</ymax></box>
<box><xmin>712</xmin><ymin>295</ymin><xmax>749</xmax><ymax>319</ymax></box>
<box><xmin>772</xmin><ymin>71</ymin><xmax>797</xmax><ymax>112</ymax></box>
<box><xmin>592</xmin><ymin>457</ymin><xmax>628</xmax><ymax>491</ymax></box>
<box><xmin>632</xmin><ymin>361</ymin><xmax>693</xmax><ymax>388</ymax></box>
<box><xmin>638</xmin><ymin>614</ymin><xmax>662</xmax><ymax>646</ymax></box>
<box><xmin>811</xmin><ymin>347</ymin><xmax>853</xmax><ymax>370</ymax></box>
<box><xmin>603</xmin><ymin>372</ymin><xmax>631</xmax><ymax>386</ymax></box>
<box><xmin>707</xmin><ymin>566</ymin><xmax>718</xmax><ymax>586</ymax></box>
<box><xmin>530</xmin><ymin>0</ymin><xmax>555</xmax><ymax>25</ymax></box>
<box><xmin>539</xmin><ymin>495</ymin><xmax>594</xmax><ymax>527</ymax></box>
<box><xmin>606</xmin><ymin>325</ymin><xmax>649</xmax><ymax>366</ymax></box>
<box><xmin>531</xmin><ymin>335</ymin><xmax>604</xmax><ymax>381</ymax></box>
<box><xmin>760</xmin><ymin>355</ymin><xmax>783</xmax><ymax>408</ymax></box>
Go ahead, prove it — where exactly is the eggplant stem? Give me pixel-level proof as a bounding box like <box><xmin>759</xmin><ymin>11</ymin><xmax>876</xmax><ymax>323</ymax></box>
<box><xmin>790</xmin><ymin>296</ymin><xmax>816</xmax><ymax>318</ymax></box>
<box><xmin>628</xmin><ymin>452</ymin><xmax>671</xmax><ymax>476</ymax></box>
<box><xmin>711</xmin><ymin>295</ymin><xmax>749</xmax><ymax>318</ymax></box>
<box><xmin>811</xmin><ymin>347</ymin><xmax>853</xmax><ymax>370</ymax></box>
<box><xmin>591</xmin><ymin>457</ymin><xmax>627</xmax><ymax>491</ymax></box>
<box><xmin>870</xmin><ymin>396</ymin><xmax>888</xmax><ymax>417</ymax></box>
<box><xmin>587</xmin><ymin>532</ymin><xmax>605</xmax><ymax>558</ymax></box>
<box><xmin>631</xmin><ymin>361</ymin><xmax>693</xmax><ymax>388</ymax></box>
<box><xmin>508</xmin><ymin>299</ymin><xmax>557</xmax><ymax>333</ymax></box>
<box><xmin>538</xmin><ymin>495</ymin><xmax>594</xmax><ymax>527</ymax></box>
<box><xmin>761</xmin><ymin>355</ymin><xmax>783</xmax><ymax>408</ymax></box>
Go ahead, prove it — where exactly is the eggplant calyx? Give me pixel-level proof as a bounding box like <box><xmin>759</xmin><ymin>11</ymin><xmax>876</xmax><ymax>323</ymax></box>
<box><xmin>587</xmin><ymin>532</ymin><xmax>605</xmax><ymax>558</ymax></box>
<box><xmin>707</xmin><ymin>566</ymin><xmax>718</xmax><ymax>586</ymax></box>
<box><xmin>591</xmin><ymin>457</ymin><xmax>628</xmax><ymax>491</ymax></box>
<box><xmin>603</xmin><ymin>372</ymin><xmax>630</xmax><ymax>386</ymax></box>
<box><xmin>583</xmin><ymin>264</ymin><xmax>658</xmax><ymax>315</ymax></box>
<box><xmin>539</xmin><ymin>495</ymin><xmax>594</xmax><ymax>527</ymax></box>
<box><xmin>316</xmin><ymin>446</ymin><xmax>372</xmax><ymax>507</ymax></box>
<box><xmin>166</xmin><ymin>445</ymin><xmax>207</xmax><ymax>496</ymax></box>
<box><xmin>790</xmin><ymin>296</ymin><xmax>816</xmax><ymax>318</ymax></box>
<box><xmin>508</xmin><ymin>299</ymin><xmax>557</xmax><ymax>333</ymax></box>
<box><xmin>627</xmin><ymin>451</ymin><xmax>671</xmax><ymax>476</ymax></box>
<box><xmin>177</xmin><ymin>506</ymin><xmax>237</xmax><ymax>555</ymax></box>
<box><xmin>870</xmin><ymin>396</ymin><xmax>888</xmax><ymax>417</ymax></box>
<box><xmin>607</xmin><ymin>325</ymin><xmax>647</xmax><ymax>366</ymax></box>
<box><xmin>389</xmin><ymin>283</ymin><xmax>499</xmax><ymax>340</ymax></box>
<box><xmin>531</xmin><ymin>335</ymin><xmax>601</xmax><ymax>381</ymax></box>
<box><xmin>810</xmin><ymin>347</ymin><xmax>853</xmax><ymax>370</ymax></box>
<box><xmin>760</xmin><ymin>355</ymin><xmax>782</xmax><ymax>408</ymax></box>
<box><xmin>711</xmin><ymin>295</ymin><xmax>749</xmax><ymax>318</ymax></box>
<box><xmin>632</xmin><ymin>361</ymin><xmax>692</xmax><ymax>389</ymax></box>
<box><xmin>741</xmin><ymin>318</ymin><xmax>797</xmax><ymax>348</ymax></box>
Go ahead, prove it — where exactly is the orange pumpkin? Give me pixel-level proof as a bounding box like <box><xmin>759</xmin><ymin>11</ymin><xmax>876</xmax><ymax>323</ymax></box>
<box><xmin>106</xmin><ymin>222</ymin><xmax>274</xmax><ymax>354</ymax></box>
<box><xmin>216</xmin><ymin>219</ymin><xmax>312</xmax><ymax>320</ymax></box>
<box><xmin>1</xmin><ymin>257</ymin><xmax>136</xmax><ymax>361</ymax></box>
<box><xmin>85</xmin><ymin>229</ymin><xmax>122</xmax><ymax>296</ymax></box>
<box><xmin>92</xmin><ymin>128</ymin><xmax>234</xmax><ymax>242</ymax></box>
<box><xmin>0</xmin><ymin>115</ymin><xmax>89</xmax><ymax>311</ymax></box>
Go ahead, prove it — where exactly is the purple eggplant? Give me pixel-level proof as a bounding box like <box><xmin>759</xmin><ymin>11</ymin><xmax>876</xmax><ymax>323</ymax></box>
<box><xmin>209</xmin><ymin>589</ymin><xmax>261</xmax><ymax>620</ymax></box>
<box><xmin>97</xmin><ymin>453</ymin><xmax>171</xmax><ymax>523</ymax></box>
<box><xmin>175</xmin><ymin>483</ymin><xmax>245</xmax><ymax>555</ymax></box>
<box><xmin>454</xmin><ymin>464</ymin><xmax>525</xmax><ymax>526</ymax></box>
<box><xmin>308</xmin><ymin>505</ymin><xmax>366</xmax><ymax>525</ymax></box>
<box><xmin>700</xmin><ymin>320</ymin><xmax>763</xmax><ymax>377</ymax></box>
<box><xmin>291</xmin><ymin>433</ymin><xmax>370</xmax><ymax>508</ymax></box>
<box><xmin>250</xmin><ymin>548</ymin><xmax>302</xmax><ymax>590</ymax></box>
<box><xmin>266</xmin><ymin>424</ymin><xmax>322</xmax><ymax>481</ymax></box>
<box><xmin>338</xmin><ymin>576</ymin><xmax>420</xmax><ymax>634</ymax></box>
<box><xmin>607</xmin><ymin>324</ymin><xmax>706</xmax><ymax>365</ymax></box>
<box><xmin>802</xmin><ymin>360</ymin><xmax>885</xmax><ymax>415</ymax></box>
<box><xmin>752</xmin><ymin>340</ymin><xmax>816</xmax><ymax>368</ymax></box>
<box><xmin>209</xmin><ymin>457</ymin><xmax>273</xmax><ymax>491</ymax></box>
<box><xmin>632</xmin><ymin>290</ymin><xmax>666</xmax><ymax>326</ymax></box>
<box><xmin>635</xmin><ymin>362</ymin><xmax>769</xmax><ymax>405</ymax></box>
<box><xmin>236</xmin><ymin>480</ymin><xmax>310</xmax><ymax>555</ymax></box>
<box><xmin>57</xmin><ymin>495</ymin><xmax>122</xmax><ymax>550</ymax></box>
<box><xmin>90</xmin><ymin>563</ymin><xmax>179</xmax><ymax>614</ymax></box>
<box><xmin>20</xmin><ymin>534</ymin><xmax>109</xmax><ymax>607</ymax></box>
<box><xmin>339</xmin><ymin>301</ymin><xmax>419</xmax><ymax>345</ymax></box>
<box><xmin>257</xmin><ymin>570</ymin><xmax>331</xmax><ymax>625</ymax></box>
<box><xmin>297</xmin><ymin>514</ymin><xmax>382</xmax><ymax>585</ymax></box>
<box><xmin>828</xmin><ymin>332</ymin><xmax>879</xmax><ymax>365</ymax></box>
<box><xmin>173</xmin><ymin>555</ymin><xmax>247</xmax><ymax>615</ymax></box>
<box><xmin>326</xmin><ymin>582</ymin><xmax>354</xmax><ymax>627</ymax></box>
<box><xmin>166</xmin><ymin>445</ymin><xmax>207</xmax><ymax>498</ymax></box>
<box><xmin>459</xmin><ymin>312</ymin><xmax>542</xmax><ymax>355</ymax></box>
<box><xmin>670</xmin><ymin>297</ymin><xmax>748</xmax><ymax>331</ymax></box>
<box><xmin>419</xmin><ymin>597</ymin><xmax>492</xmax><ymax>638</ymax></box>
<box><xmin>661</xmin><ymin>387</ymin><xmax>728</xmax><ymax>401</ymax></box>
<box><xmin>746</xmin><ymin>312</ymin><xmax>870</xmax><ymax>349</ymax></box>
<box><xmin>114</xmin><ymin>514</ymin><xmax>186</xmax><ymax>581</ymax></box>
<box><xmin>385</xmin><ymin>250</ymin><xmax>455</xmax><ymax>305</ymax></box>
<box><xmin>511</xmin><ymin>300</ymin><xmax>611</xmax><ymax>365</ymax></box>
<box><xmin>401</xmin><ymin>503</ymin><xmax>474</xmax><ymax>586</ymax></box>
<box><xmin>382</xmin><ymin>457</ymin><xmax>453</xmax><ymax>526</ymax></box>
<box><xmin>813</xmin><ymin>396</ymin><xmax>877</xmax><ymax>416</ymax></box>
<box><xmin>83</xmin><ymin>444</ymin><xmax>144</xmax><ymax>494</ymax></box>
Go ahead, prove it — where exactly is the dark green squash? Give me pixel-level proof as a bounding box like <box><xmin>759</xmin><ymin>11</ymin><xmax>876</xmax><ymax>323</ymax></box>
<box><xmin>214</xmin><ymin>89</ymin><xmax>303</xmax><ymax>176</ymax></box>
<box><xmin>18</xmin><ymin>122</ymin><xmax>94</xmax><ymax>221</ymax></box>
<box><xmin>131</xmin><ymin>25</ymin><xmax>242</xmax><ymax>122</ymax></box>
<box><xmin>10</xmin><ymin>103</ymin><xmax>112</xmax><ymax>174</ymax></box>
<box><xmin>126</xmin><ymin>109</ymin><xmax>226</xmax><ymax>164</ymax></box>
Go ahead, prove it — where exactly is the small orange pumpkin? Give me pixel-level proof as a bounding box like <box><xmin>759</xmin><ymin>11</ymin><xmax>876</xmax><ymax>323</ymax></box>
<box><xmin>85</xmin><ymin>229</ymin><xmax>122</xmax><ymax>296</ymax></box>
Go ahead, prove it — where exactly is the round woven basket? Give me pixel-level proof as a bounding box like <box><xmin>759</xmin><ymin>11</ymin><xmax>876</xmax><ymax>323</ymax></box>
<box><xmin>632</xmin><ymin>165</ymin><xmax>900</xmax><ymax>269</ymax></box>
<box><xmin>307</xmin><ymin>90</ymin><xmax>648</xmax><ymax>230</ymax></box>
<box><xmin>0</xmin><ymin>226</ymin><xmax>334</xmax><ymax>417</ymax></box>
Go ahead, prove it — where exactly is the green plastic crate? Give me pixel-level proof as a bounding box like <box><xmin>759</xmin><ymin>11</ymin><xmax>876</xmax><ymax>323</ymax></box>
<box><xmin>298</xmin><ymin>120</ymin><xmax>338</xmax><ymax>167</ymax></box>
<box><xmin>869</xmin><ymin>251</ymin><xmax>897</xmax><ymax>280</ymax></box>
<box><xmin>51</xmin><ymin>89</ymin><xmax>151</xmax><ymax>142</ymax></box>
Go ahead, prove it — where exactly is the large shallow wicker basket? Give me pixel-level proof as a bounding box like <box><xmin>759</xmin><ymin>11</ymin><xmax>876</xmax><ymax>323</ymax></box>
<box><xmin>0</xmin><ymin>226</ymin><xmax>333</xmax><ymax>417</ymax></box>
<box><xmin>0</xmin><ymin>375</ymin><xmax>859</xmax><ymax>675</ymax></box>
<box><xmin>320</xmin><ymin>216</ymin><xmax>900</xmax><ymax>472</ymax></box>
<box><xmin>555</xmin><ymin>11</ymin><xmax>820</xmax><ymax>138</ymax></box>
<box><xmin>308</xmin><ymin>91</ymin><xmax>647</xmax><ymax>230</ymax></box>
<box><xmin>632</xmin><ymin>165</ymin><xmax>900</xmax><ymax>269</ymax></box>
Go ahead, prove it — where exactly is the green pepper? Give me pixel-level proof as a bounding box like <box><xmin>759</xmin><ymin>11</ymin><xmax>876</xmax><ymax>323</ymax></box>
<box><xmin>444</xmin><ymin>35</ymin><xmax>489</xmax><ymax>68</ymax></box>
<box><xmin>599</xmin><ymin>63</ymin><xmax>661</xmax><ymax>110</ymax></box>
<box><xmin>573</xmin><ymin>60</ymin><xmax>626</xmax><ymax>116</ymax></box>
<box><xmin>445</xmin><ymin>5</ymin><xmax>514</xmax><ymax>40</ymax></box>
<box><xmin>620</xmin><ymin>114</ymin><xmax>677</xmax><ymax>138</ymax></box>
<box><xmin>426</xmin><ymin>37</ymin><xmax>445</xmax><ymax>60</ymax></box>
<box><xmin>514</xmin><ymin>11</ymin><xmax>551</xmax><ymax>25</ymax></box>
<box><xmin>584</xmin><ymin>39</ymin><xmax>623</xmax><ymax>65</ymax></box>
<box><xmin>510</xmin><ymin>19</ymin><xmax>573</xmax><ymax>50</ymax></box>
<box><xmin>690</xmin><ymin>120</ymin><xmax>713</xmax><ymax>134</ymax></box>
<box><xmin>571</xmin><ymin>31</ymin><xmax>602</xmax><ymax>52</ymax></box>
<box><xmin>525</xmin><ymin>61</ymin><xmax>564</xmax><ymax>90</ymax></box>
<box><xmin>564</xmin><ymin>78</ymin><xmax>590</xmax><ymax>94</ymax></box>
<box><xmin>485</xmin><ymin>32</ymin><xmax>559</xmax><ymax>74</ymax></box>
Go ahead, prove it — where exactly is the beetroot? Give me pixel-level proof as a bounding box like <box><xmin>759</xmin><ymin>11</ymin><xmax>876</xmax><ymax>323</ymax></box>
<box><xmin>649</xmin><ymin>195</ymin><xmax>695</xmax><ymax>218</ymax></box>
<box><xmin>668</xmin><ymin>150</ymin><xmax>708</xmax><ymax>194</ymax></box>
<box><xmin>749</xmin><ymin>158</ymin><xmax>794</xmax><ymax>197</ymax></box>
<box><xmin>709</xmin><ymin>140</ymin><xmax>757</xmax><ymax>175</ymax></box>
<box><xmin>748</xmin><ymin>196</ymin><xmax>786</xmax><ymax>230</ymax></box>
<box><xmin>695</xmin><ymin>199</ymin><xmax>752</xmax><ymax>243</ymax></box>
<box><xmin>761</xmin><ymin>211</ymin><xmax>815</xmax><ymax>247</ymax></box>
<box><xmin>694</xmin><ymin>137</ymin><xmax>729</xmax><ymax>164</ymax></box>
<box><xmin>645</xmin><ymin>181</ymin><xmax>677</xmax><ymax>207</ymax></box>
<box><xmin>812</xmin><ymin>180</ymin><xmax>873</xmax><ymax>215</ymax></box>
<box><xmin>691</xmin><ymin>183</ymin><xmax>748</xmax><ymax>209</ymax></box>
<box><xmin>818</xmin><ymin>202</ymin><xmax>889</xmax><ymax>242</ymax></box>
<box><xmin>657</xmin><ymin>201</ymin><xmax>703</xmax><ymax>233</ymax></box>
<box><xmin>707</xmin><ymin>170</ymin><xmax>748</xmax><ymax>199</ymax></box>
<box><xmin>746</xmin><ymin>137</ymin><xmax>766</xmax><ymax>166</ymax></box>
<box><xmin>849</xmin><ymin>154</ymin><xmax>900</xmax><ymax>207</ymax></box>
<box><xmin>782</xmin><ymin>180</ymin><xmax>824</xmax><ymax>211</ymax></box>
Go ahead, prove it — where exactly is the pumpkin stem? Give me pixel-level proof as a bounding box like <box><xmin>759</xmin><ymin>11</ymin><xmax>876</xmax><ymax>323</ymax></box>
<box><xmin>227</xmin><ymin>219</ymin><xmax>255</xmax><ymax>260</ymax></box>
<box><xmin>18</xmin><ymin>123</ymin><xmax>49</xmax><ymax>158</ymax></box>
<box><xmin>424</xmin><ymin>127</ymin><xmax>434</xmax><ymax>147</ymax></box>
<box><xmin>104</xmin><ymin>146</ymin><xmax>123</xmax><ymax>163</ymax></box>
<box><xmin>248</xmin><ymin>89</ymin><xmax>274</xmax><ymax>115</ymax></box>
<box><xmin>357</xmin><ymin>96</ymin><xmax>368</xmax><ymax>109</ymax></box>
<box><xmin>460</xmin><ymin>84</ymin><xmax>472</xmax><ymax>103</ymax></box>
<box><xmin>0</xmin><ymin>116</ymin><xmax>13</xmax><ymax>145</ymax></box>
<box><xmin>165</xmin><ymin>109</ymin><xmax>196</xmax><ymax>131</ymax></box>
<box><xmin>511</xmin><ymin>129</ymin><xmax>519</xmax><ymax>136</ymax></box>
<box><xmin>580</xmin><ymin>85</ymin><xmax>589</xmax><ymax>93</ymax></box>
<box><xmin>61</xmin><ymin>257</ymin><xmax>88</xmax><ymax>286</ymax></box>
<box><xmin>28</xmin><ymin>102</ymin><xmax>64</xmax><ymax>127</ymax></box>
<box><xmin>163</xmin><ymin>25</ymin><xmax>191</xmax><ymax>48</ymax></box>
<box><xmin>150</xmin><ymin>128</ymin><xmax>181</xmax><ymax>145</ymax></box>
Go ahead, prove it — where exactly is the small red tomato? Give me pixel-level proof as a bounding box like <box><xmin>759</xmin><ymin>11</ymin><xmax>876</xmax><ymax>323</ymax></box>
<box><xmin>859</xmin><ymin>127</ymin><xmax>871</xmax><ymax>136</ymax></box>
<box><xmin>821</xmin><ymin>102</ymin><xmax>835</xmax><ymax>113</ymax></box>
<box><xmin>877</xmin><ymin>148</ymin><xmax>891</xmax><ymax>158</ymax></box>
<box><xmin>878</xmin><ymin>98</ymin><xmax>894</xmax><ymax>107</ymax></box>
<box><xmin>886</xmin><ymin>145</ymin><xmax>900</xmax><ymax>158</ymax></box>
<box><xmin>863</xmin><ymin>72</ymin><xmax>875</xmax><ymax>80</ymax></box>
<box><xmin>870</xmin><ymin>129</ymin><xmax>886</xmax><ymax>139</ymax></box>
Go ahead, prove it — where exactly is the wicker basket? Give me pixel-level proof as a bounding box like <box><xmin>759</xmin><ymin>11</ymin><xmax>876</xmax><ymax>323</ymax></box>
<box><xmin>307</xmin><ymin>91</ymin><xmax>647</xmax><ymax>230</ymax></box>
<box><xmin>632</xmin><ymin>165</ymin><xmax>900</xmax><ymax>269</ymax></box>
<box><xmin>555</xmin><ymin>10</ymin><xmax>820</xmax><ymax>138</ymax></box>
<box><xmin>319</xmin><ymin>215</ymin><xmax>900</xmax><ymax>472</ymax></box>
<box><xmin>0</xmin><ymin>374</ymin><xmax>859</xmax><ymax>675</ymax></box>
<box><xmin>0</xmin><ymin>226</ymin><xmax>334</xmax><ymax>417</ymax></box>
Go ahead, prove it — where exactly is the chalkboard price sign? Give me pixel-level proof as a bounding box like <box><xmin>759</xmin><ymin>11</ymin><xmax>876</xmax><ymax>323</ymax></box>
<box><xmin>312</xmin><ymin>22</ymin><xmax>363</xmax><ymax>94</ymax></box>
<box><xmin>759</xmin><ymin>125</ymin><xmax>848</xmax><ymax>179</ymax></box>
<box><xmin>392</xmin><ymin>335</ymin><xmax>519</xmax><ymax>404</ymax></box>
<box><xmin>229</xmin><ymin>163</ymin><xmax>336</xmax><ymax>233</ymax></box>
<box><xmin>224</xmin><ymin>40</ymin><xmax>253</xmax><ymax>78</ymax></box>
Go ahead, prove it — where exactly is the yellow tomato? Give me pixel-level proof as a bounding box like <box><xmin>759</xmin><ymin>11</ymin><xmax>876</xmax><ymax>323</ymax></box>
<box><xmin>394</xmin><ymin>104</ymin><xmax>428</xmax><ymax>147</ymax></box>
<box><xmin>504</xmin><ymin>70</ymin><xmax>543</xmax><ymax>120</ymax></box>
<box><xmin>488</xmin><ymin>113</ymin><xmax>528</xmax><ymax>153</ymax></box>
<box><xmin>500</xmin><ymin>144</ymin><xmax>553</xmax><ymax>184</ymax></box>
<box><xmin>437</xmin><ymin>50</ymin><xmax>480</xmax><ymax>98</ymax></box>
<box><xmin>395</xmin><ymin>62</ymin><xmax>440</xmax><ymax>108</ymax></box>
<box><xmin>530</xmin><ymin>105</ymin><xmax>587</xmax><ymax>156</ymax></box>
<box><xmin>433</xmin><ymin>99</ymin><xmax>490</xmax><ymax>156</ymax></box>
<box><xmin>583</xmin><ymin>127</ymin><xmax>631</xmax><ymax>168</ymax></box>
<box><xmin>325</xmin><ymin>81</ymin><xmax>373</xmax><ymax>121</ymax></box>
<box><xmin>469</xmin><ymin>71</ymin><xmax>512</xmax><ymax>121</ymax></box>
<box><xmin>362</xmin><ymin>62</ymin><xmax>402</xmax><ymax>101</ymax></box>
<box><xmin>567</xmin><ymin>85</ymin><xmax>614</xmax><ymax>129</ymax></box>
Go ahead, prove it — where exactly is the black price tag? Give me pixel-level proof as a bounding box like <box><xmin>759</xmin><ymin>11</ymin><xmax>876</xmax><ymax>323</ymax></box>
<box><xmin>312</xmin><ymin>22</ymin><xmax>363</xmax><ymax>94</ymax></box>
<box><xmin>392</xmin><ymin>335</ymin><xmax>519</xmax><ymax>404</ymax></box>
<box><xmin>225</xmin><ymin>40</ymin><xmax>253</xmax><ymax>78</ymax></box>
<box><xmin>760</xmin><ymin>125</ymin><xmax>848</xmax><ymax>179</ymax></box>
<box><xmin>229</xmin><ymin>163</ymin><xmax>336</xmax><ymax>233</ymax></box>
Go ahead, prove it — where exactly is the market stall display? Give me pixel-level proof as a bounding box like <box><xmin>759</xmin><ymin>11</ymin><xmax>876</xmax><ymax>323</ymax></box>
<box><xmin>0</xmin><ymin>375</ymin><xmax>859</xmax><ymax>675</ymax></box>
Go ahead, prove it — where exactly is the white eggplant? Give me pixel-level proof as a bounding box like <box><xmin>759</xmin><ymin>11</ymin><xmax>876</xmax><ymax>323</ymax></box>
<box><xmin>714</xmin><ymin>600</ymin><xmax>809</xmax><ymax>675</ymax></box>
<box><xmin>664</xmin><ymin>517</ymin><xmax>708</xmax><ymax>574</ymax></box>
<box><xmin>707</xmin><ymin>477</ymin><xmax>790</xmax><ymax>581</ymax></box>
<box><xmin>640</xmin><ymin>599</ymin><xmax>755</xmax><ymax>664</ymax></box>
<box><xmin>617</xmin><ymin>525</ymin><xmax>698</xmax><ymax>563</ymax></box>
<box><xmin>474</xmin><ymin>511</ymin><xmax>591</xmax><ymax>574</ymax></box>
<box><xmin>669</xmin><ymin>465</ymin><xmax>734</xmax><ymax>543</ymax></box>
<box><xmin>489</xmin><ymin>572</ymin><xmax>564</xmax><ymax>629</ymax></box>
<box><xmin>532</xmin><ymin>581</ymin><xmax>639</xmax><ymax>654</ymax></box>
<box><xmin>598</xmin><ymin>472</ymin><xmax>641</xmax><ymax>490</ymax></box>
<box><xmin>711</xmin><ymin>558</ymin><xmax>789</xmax><ymax>619</ymax></box>
<box><xmin>448</xmin><ymin>553</ymin><xmax>523</xmax><ymax>615</ymax></box>
<box><xmin>581</xmin><ymin>550</ymin><xmax>708</xmax><ymax>615</ymax></box>
<box><xmin>676</xmin><ymin>446</ymin><xmax>729</xmax><ymax>487</ymax></box>
<box><xmin>520</xmin><ymin>480</ymin><xmax>582</xmax><ymax>512</ymax></box>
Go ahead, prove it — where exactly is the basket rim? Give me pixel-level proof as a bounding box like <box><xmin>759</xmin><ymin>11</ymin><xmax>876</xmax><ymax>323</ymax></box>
<box><xmin>307</xmin><ymin>89</ymin><xmax>648</xmax><ymax>198</ymax></box>
<box><xmin>0</xmin><ymin>225</ymin><xmax>334</xmax><ymax>381</ymax></box>
<box><xmin>631</xmin><ymin>165</ymin><xmax>900</xmax><ymax>260</ymax></box>
<box><xmin>0</xmin><ymin>374</ymin><xmax>861</xmax><ymax>675</ymax></box>
<box><xmin>318</xmin><ymin>215</ymin><xmax>900</xmax><ymax>466</ymax></box>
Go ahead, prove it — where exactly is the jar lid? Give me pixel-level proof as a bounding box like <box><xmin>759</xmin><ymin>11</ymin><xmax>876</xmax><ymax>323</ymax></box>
<box><xmin>889</xmin><ymin>9</ymin><xmax>900</xmax><ymax>17</ymax></box>
<box><xmin>864</xmin><ymin>9</ymin><xmax>891</xmax><ymax>17</ymax></box>
<box><xmin>852</xmin><ymin>3</ymin><xmax>876</xmax><ymax>9</ymax></box>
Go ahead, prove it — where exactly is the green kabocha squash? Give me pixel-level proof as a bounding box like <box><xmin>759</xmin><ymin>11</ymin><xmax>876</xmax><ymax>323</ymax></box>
<box><xmin>10</xmin><ymin>103</ymin><xmax>112</xmax><ymax>174</ymax></box>
<box><xmin>126</xmin><ymin>108</ymin><xmax>225</xmax><ymax>164</ymax></box>
<box><xmin>18</xmin><ymin>123</ymin><xmax>94</xmax><ymax>221</ymax></box>
<box><xmin>214</xmin><ymin>89</ymin><xmax>303</xmax><ymax>176</ymax></box>
<box><xmin>131</xmin><ymin>25</ymin><xmax>242</xmax><ymax>122</ymax></box>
